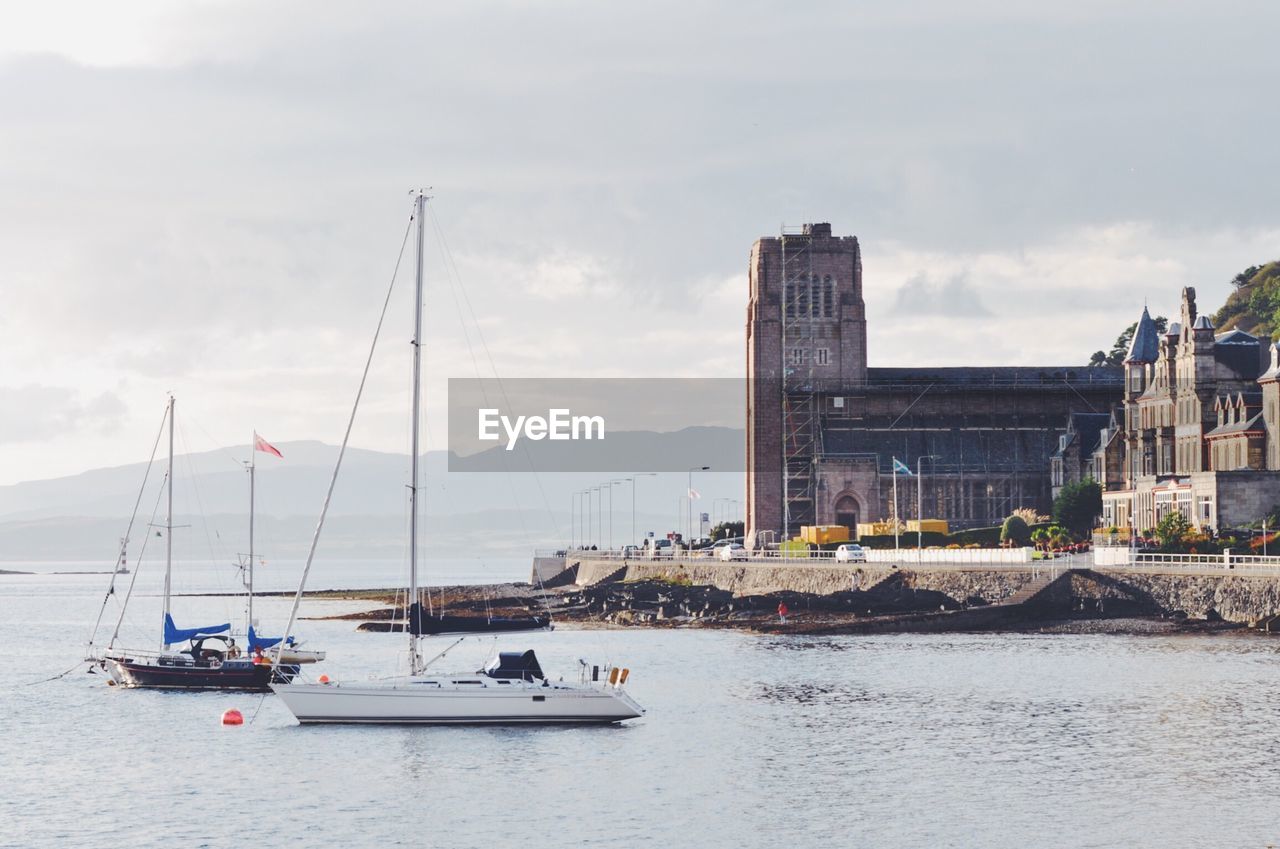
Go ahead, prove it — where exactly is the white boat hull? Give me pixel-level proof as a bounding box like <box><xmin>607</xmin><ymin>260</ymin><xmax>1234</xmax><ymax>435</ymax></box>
<box><xmin>271</xmin><ymin>679</ymin><xmax>644</xmax><ymax>725</ymax></box>
<box><xmin>269</xmin><ymin>647</ymin><xmax>325</xmax><ymax>665</ymax></box>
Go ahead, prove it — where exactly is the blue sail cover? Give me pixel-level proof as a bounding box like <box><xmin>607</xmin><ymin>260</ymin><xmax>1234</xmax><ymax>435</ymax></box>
<box><xmin>163</xmin><ymin>613</ymin><xmax>230</xmax><ymax>645</ymax></box>
<box><xmin>247</xmin><ymin>626</ymin><xmax>283</xmax><ymax>652</ymax></box>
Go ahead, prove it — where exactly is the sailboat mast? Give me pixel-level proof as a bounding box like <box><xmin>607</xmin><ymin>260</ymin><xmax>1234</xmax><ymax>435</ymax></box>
<box><xmin>248</xmin><ymin>442</ymin><xmax>255</xmax><ymax>635</ymax></box>
<box><xmin>409</xmin><ymin>190</ymin><xmax>426</xmax><ymax>674</ymax></box>
<box><xmin>162</xmin><ymin>395</ymin><xmax>174</xmax><ymax>649</ymax></box>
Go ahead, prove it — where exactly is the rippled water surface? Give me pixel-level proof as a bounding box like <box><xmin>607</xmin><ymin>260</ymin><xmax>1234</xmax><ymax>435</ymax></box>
<box><xmin>5</xmin><ymin>560</ymin><xmax>1280</xmax><ymax>848</ymax></box>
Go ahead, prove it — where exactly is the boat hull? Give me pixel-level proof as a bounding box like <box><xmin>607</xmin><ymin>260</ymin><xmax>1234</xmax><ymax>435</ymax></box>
<box><xmin>414</xmin><ymin>616</ymin><xmax>552</xmax><ymax>636</ymax></box>
<box><xmin>271</xmin><ymin>681</ymin><xmax>643</xmax><ymax>725</ymax></box>
<box><xmin>269</xmin><ymin>648</ymin><xmax>325</xmax><ymax>664</ymax></box>
<box><xmin>105</xmin><ymin>656</ymin><xmax>300</xmax><ymax>691</ymax></box>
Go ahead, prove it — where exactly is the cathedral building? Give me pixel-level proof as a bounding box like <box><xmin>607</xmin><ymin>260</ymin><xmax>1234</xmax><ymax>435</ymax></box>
<box><xmin>745</xmin><ymin>223</ymin><xmax>1124</xmax><ymax>541</ymax></box>
<box><xmin>1096</xmin><ymin>287</ymin><xmax>1280</xmax><ymax>532</ymax></box>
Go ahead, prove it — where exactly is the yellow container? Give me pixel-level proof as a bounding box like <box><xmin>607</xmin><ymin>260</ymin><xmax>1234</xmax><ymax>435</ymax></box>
<box><xmin>856</xmin><ymin>521</ymin><xmax>898</xmax><ymax>538</ymax></box>
<box><xmin>905</xmin><ymin>519</ymin><xmax>949</xmax><ymax>534</ymax></box>
<box><xmin>800</xmin><ymin>525</ymin><xmax>850</xmax><ymax>545</ymax></box>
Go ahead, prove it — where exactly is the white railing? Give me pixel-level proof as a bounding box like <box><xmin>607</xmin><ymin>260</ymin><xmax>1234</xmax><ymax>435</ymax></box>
<box><xmin>1090</xmin><ymin>549</ymin><xmax>1280</xmax><ymax>576</ymax></box>
<box><xmin>562</xmin><ymin>547</ymin><xmax>834</xmax><ymax>562</ymax></box>
<box><xmin>560</xmin><ymin>546</ymin><xmax>1043</xmax><ymax>566</ymax></box>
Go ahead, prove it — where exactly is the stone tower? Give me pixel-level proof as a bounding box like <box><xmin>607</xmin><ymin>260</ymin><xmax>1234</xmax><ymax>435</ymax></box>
<box><xmin>746</xmin><ymin>223</ymin><xmax>866</xmax><ymax>539</ymax></box>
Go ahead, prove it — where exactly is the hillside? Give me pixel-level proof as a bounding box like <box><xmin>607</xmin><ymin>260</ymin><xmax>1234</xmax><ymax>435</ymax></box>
<box><xmin>0</xmin><ymin>431</ymin><xmax>746</xmax><ymax>560</ymax></box>
<box><xmin>1212</xmin><ymin>261</ymin><xmax>1280</xmax><ymax>338</ymax></box>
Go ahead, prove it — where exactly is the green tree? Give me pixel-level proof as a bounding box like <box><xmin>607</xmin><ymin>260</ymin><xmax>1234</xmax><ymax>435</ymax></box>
<box><xmin>710</xmin><ymin>520</ymin><xmax>744</xmax><ymax>541</ymax></box>
<box><xmin>1232</xmin><ymin>265</ymin><xmax>1262</xmax><ymax>289</ymax></box>
<box><xmin>1154</xmin><ymin>511</ymin><xmax>1192</xmax><ymax>550</ymax></box>
<box><xmin>1052</xmin><ymin>479</ymin><xmax>1103</xmax><ymax>534</ymax></box>
<box><xmin>1000</xmin><ymin>514</ymin><xmax>1031</xmax><ymax>546</ymax></box>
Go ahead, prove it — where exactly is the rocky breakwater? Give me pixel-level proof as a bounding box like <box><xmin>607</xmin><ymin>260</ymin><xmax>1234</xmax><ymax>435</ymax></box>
<box><xmin>1077</xmin><ymin>569</ymin><xmax>1280</xmax><ymax>626</ymax></box>
<box><xmin>546</xmin><ymin>573</ymin><xmax>987</xmax><ymax>632</ymax></box>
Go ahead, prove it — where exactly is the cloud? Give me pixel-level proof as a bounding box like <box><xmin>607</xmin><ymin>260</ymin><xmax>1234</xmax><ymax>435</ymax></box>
<box><xmin>0</xmin><ymin>386</ymin><xmax>126</xmax><ymax>444</ymax></box>
<box><xmin>2</xmin><ymin>1</ymin><xmax>1280</xmax><ymax>484</ymax></box>
<box><xmin>891</xmin><ymin>272</ymin><xmax>989</xmax><ymax>316</ymax></box>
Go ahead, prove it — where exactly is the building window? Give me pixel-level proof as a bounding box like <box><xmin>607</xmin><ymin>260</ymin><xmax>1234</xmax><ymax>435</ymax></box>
<box><xmin>815</xmin><ymin>348</ymin><xmax>830</xmax><ymax>366</ymax></box>
<box><xmin>788</xmin><ymin>348</ymin><xmax>808</xmax><ymax>366</ymax></box>
<box><xmin>823</xmin><ymin>276</ymin><xmax>834</xmax><ymax>318</ymax></box>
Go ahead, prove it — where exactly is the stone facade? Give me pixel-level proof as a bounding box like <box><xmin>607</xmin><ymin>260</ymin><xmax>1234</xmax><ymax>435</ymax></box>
<box><xmin>1096</xmin><ymin>287</ymin><xmax>1280</xmax><ymax>532</ymax></box>
<box><xmin>745</xmin><ymin>222</ymin><xmax>1124</xmax><ymax>541</ymax></box>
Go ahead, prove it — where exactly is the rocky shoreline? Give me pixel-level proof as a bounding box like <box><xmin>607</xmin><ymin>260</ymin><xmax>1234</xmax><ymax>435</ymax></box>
<box><xmin>299</xmin><ymin>576</ymin><xmax>1264</xmax><ymax>638</ymax></box>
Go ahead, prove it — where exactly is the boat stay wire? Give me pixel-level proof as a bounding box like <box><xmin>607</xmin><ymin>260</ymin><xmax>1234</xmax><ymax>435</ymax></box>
<box><xmin>107</xmin><ymin>470</ymin><xmax>171</xmax><ymax>648</ymax></box>
<box><xmin>87</xmin><ymin>401</ymin><xmax>169</xmax><ymax>651</ymax></box>
<box><xmin>265</xmin><ymin>206</ymin><xmax>416</xmax><ymax>688</ymax></box>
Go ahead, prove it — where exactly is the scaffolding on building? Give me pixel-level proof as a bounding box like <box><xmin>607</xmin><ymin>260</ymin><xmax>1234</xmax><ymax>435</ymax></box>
<box><xmin>780</xmin><ymin>224</ymin><xmax>818</xmax><ymax>538</ymax></box>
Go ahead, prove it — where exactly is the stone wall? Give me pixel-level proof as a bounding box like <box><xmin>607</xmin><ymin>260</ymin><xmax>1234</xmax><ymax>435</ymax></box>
<box><xmin>565</xmin><ymin>555</ymin><xmax>1044</xmax><ymax>601</ymax></box>
<box><xmin>1083</xmin><ymin>569</ymin><xmax>1280</xmax><ymax>623</ymax></box>
<box><xmin>556</xmin><ymin>556</ymin><xmax>1280</xmax><ymax>624</ymax></box>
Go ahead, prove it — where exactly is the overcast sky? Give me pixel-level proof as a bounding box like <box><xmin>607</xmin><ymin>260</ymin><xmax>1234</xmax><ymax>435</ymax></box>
<box><xmin>3</xmin><ymin>1</ymin><xmax>1279</xmax><ymax>485</ymax></box>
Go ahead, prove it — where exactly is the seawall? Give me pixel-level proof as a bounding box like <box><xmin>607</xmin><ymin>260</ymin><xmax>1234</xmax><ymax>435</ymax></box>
<box><xmin>551</xmin><ymin>556</ymin><xmax>1280</xmax><ymax>626</ymax></box>
<box><xmin>566</xmin><ymin>556</ymin><xmax>1050</xmax><ymax>602</ymax></box>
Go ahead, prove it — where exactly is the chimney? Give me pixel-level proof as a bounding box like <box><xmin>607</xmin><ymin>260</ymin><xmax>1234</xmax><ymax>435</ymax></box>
<box><xmin>804</xmin><ymin>222</ymin><xmax>832</xmax><ymax>237</ymax></box>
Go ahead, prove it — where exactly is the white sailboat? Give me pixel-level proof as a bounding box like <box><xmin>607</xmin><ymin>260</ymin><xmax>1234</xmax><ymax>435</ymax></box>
<box><xmin>271</xmin><ymin>191</ymin><xmax>643</xmax><ymax>724</ymax></box>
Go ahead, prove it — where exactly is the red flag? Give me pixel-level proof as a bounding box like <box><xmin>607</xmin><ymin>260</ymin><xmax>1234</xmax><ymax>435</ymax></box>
<box><xmin>253</xmin><ymin>432</ymin><xmax>283</xmax><ymax>458</ymax></box>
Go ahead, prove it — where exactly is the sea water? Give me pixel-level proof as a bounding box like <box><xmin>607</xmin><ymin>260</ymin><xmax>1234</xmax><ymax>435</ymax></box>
<box><xmin>3</xmin><ymin>559</ymin><xmax>1279</xmax><ymax>848</ymax></box>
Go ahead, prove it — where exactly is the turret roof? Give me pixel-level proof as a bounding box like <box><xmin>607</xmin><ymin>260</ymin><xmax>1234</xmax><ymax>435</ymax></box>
<box><xmin>1125</xmin><ymin>307</ymin><xmax>1160</xmax><ymax>363</ymax></box>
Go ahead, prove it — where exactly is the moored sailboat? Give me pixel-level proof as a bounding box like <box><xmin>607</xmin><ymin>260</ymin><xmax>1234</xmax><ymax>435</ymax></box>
<box><xmin>271</xmin><ymin>191</ymin><xmax>642</xmax><ymax>724</ymax></box>
<box><xmin>94</xmin><ymin>397</ymin><xmax>302</xmax><ymax>691</ymax></box>
<box><xmin>231</xmin><ymin>433</ymin><xmax>325</xmax><ymax>666</ymax></box>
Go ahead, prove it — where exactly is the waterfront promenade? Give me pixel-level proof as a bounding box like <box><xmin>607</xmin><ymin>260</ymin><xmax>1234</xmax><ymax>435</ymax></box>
<box><xmin>535</xmin><ymin>547</ymin><xmax>1280</xmax><ymax>628</ymax></box>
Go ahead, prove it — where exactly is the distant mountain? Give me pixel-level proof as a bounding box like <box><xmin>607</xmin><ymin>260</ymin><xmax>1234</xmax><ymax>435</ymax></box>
<box><xmin>0</xmin><ymin>430</ymin><xmax>745</xmax><ymax>561</ymax></box>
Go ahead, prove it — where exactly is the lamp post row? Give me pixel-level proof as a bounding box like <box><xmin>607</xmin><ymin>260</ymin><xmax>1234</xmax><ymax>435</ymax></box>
<box><xmin>571</xmin><ymin>472</ymin><xmax>660</xmax><ymax>549</ymax></box>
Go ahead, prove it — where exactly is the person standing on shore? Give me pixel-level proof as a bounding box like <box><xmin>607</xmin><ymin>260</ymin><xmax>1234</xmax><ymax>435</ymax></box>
<box><xmin>778</xmin><ymin>601</ymin><xmax>788</xmax><ymax>624</ymax></box>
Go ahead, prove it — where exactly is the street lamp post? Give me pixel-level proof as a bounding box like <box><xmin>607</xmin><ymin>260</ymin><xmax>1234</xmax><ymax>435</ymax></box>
<box><xmin>688</xmin><ymin>465</ymin><xmax>710</xmax><ymax>543</ymax></box>
<box><xmin>609</xmin><ymin>479</ymin><xmax>628</xmax><ymax>550</ymax></box>
<box><xmin>629</xmin><ymin>474</ymin><xmax>654</xmax><ymax>548</ymax></box>
<box><xmin>571</xmin><ymin>491</ymin><xmax>577</xmax><ymax>549</ymax></box>
<box><xmin>917</xmin><ymin>455</ymin><xmax>939</xmax><ymax>550</ymax></box>
<box><xmin>591</xmin><ymin>486</ymin><xmax>601</xmax><ymax>548</ymax></box>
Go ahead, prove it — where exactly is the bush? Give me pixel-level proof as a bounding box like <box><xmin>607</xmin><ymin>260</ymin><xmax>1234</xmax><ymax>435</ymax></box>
<box><xmin>1154</xmin><ymin>512</ymin><xmax>1192</xmax><ymax>551</ymax></box>
<box><xmin>1000</xmin><ymin>515</ymin><xmax>1031</xmax><ymax>546</ymax></box>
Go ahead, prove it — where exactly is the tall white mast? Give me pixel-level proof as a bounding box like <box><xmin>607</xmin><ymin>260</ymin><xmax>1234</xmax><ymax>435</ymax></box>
<box><xmin>248</xmin><ymin>439</ymin><xmax>256</xmax><ymax>636</ymax></box>
<box><xmin>408</xmin><ymin>190</ymin><xmax>427</xmax><ymax>674</ymax></box>
<box><xmin>161</xmin><ymin>395</ymin><xmax>174</xmax><ymax>649</ymax></box>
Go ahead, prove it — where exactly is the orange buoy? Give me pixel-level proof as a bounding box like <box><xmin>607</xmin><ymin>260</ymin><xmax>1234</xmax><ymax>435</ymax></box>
<box><xmin>221</xmin><ymin>708</ymin><xmax>244</xmax><ymax>726</ymax></box>
<box><xmin>318</xmin><ymin>674</ymin><xmax>331</xmax><ymax>684</ymax></box>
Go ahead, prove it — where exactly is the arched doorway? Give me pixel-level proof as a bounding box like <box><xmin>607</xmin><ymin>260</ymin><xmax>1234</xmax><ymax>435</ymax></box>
<box><xmin>834</xmin><ymin>494</ymin><xmax>859</xmax><ymax>530</ymax></box>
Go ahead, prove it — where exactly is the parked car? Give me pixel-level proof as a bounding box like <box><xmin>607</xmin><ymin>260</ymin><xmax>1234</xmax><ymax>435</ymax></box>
<box><xmin>718</xmin><ymin>543</ymin><xmax>748</xmax><ymax>561</ymax></box>
<box><xmin>644</xmin><ymin>539</ymin><xmax>673</xmax><ymax>559</ymax></box>
<box><xmin>833</xmin><ymin>543</ymin><xmax>866</xmax><ymax>563</ymax></box>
